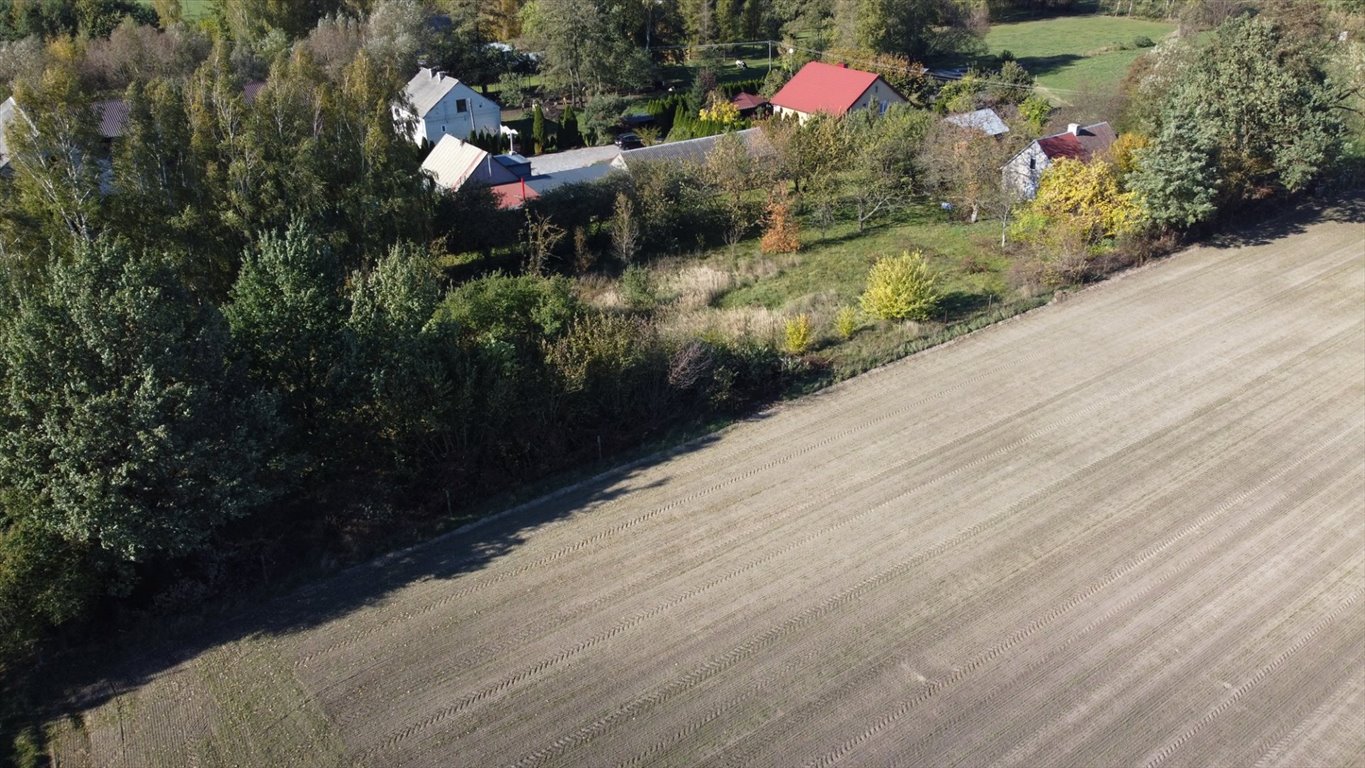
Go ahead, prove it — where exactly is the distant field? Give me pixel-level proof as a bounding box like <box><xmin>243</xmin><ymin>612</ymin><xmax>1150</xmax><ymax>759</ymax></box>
<box><xmin>138</xmin><ymin>0</ymin><xmax>212</xmax><ymax>19</ymax></box>
<box><xmin>983</xmin><ymin>15</ymin><xmax>1176</xmax><ymax>100</ymax></box>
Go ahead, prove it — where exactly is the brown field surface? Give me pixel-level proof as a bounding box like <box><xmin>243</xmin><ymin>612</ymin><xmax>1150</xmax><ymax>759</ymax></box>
<box><xmin>50</xmin><ymin>206</ymin><xmax>1365</xmax><ymax>767</ymax></box>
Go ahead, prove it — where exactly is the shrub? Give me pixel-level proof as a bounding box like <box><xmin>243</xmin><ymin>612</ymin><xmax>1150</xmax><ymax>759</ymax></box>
<box><xmin>1132</xmin><ymin>35</ymin><xmax>1155</xmax><ymax>48</ymax></box>
<box><xmin>437</xmin><ymin>273</ymin><xmax>579</xmax><ymax>345</ymax></box>
<box><xmin>835</xmin><ymin>306</ymin><xmax>860</xmax><ymax>339</ymax></box>
<box><xmin>1019</xmin><ymin>94</ymin><xmax>1052</xmax><ymax>131</ymax></box>
<box><xmin>860</xmin><ymin>251</ymin><xmax>940</xmax><ymax>321</ymax></box>
<box><xmin>620</xmin><ymin>265</ymin><xmax>659</xmax><ymax>311</ymax></box>
<box><xmin>760</xmin><ymin>199</ymin><xmax>800</xmax><ymax>254</ymax></box>
<box><xmin>783</xmin><ymin>314</ymin><xmax>813</xmax><ymax>354</ymax></box>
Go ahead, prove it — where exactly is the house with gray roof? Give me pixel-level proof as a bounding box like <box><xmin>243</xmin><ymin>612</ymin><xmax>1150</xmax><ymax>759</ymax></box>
<box><xmin>420</xmin><ymin>134</ymin><xmax>524</xmax><ymax>191</ymax></box>
<box><xmin>397</xmin><ymin>67</ymin><xmax>502</xmax><ymax>147</ymax></box>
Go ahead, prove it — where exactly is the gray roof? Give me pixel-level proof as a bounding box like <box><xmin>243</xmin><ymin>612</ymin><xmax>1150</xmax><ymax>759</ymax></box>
<box><xmin>420</xmin><ymin>134</ymin><xmax>520</xmax><ymax>190</ymax></box>
<box><xmin>404</xmin><ymin>67</ymin><xmax>463</xmax><ymax>118</ymax></box>
<box><xmin>0</xmin><ymin>97</ymin><xmax>15</xmax><ymax>168</ymax></box>
<box><xmin>945</xmin><ymin>108</ymin><xmax>1009</xmax><ymax>137</ymax></box>
<box><xmin>525</xmin><ymin>164</ymin><xmax>615</xmax><ymax>195</ymax></box>
<box><xmin>611</xmin><ymin>128</ymin><xmax>772</xmax><ymax>170</ymax></box>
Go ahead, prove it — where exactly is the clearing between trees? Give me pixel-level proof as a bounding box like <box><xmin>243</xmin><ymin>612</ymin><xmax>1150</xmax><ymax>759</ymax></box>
<box><xmin>49</xmin><ymin>204</ymin><xmax>1365</xmax><ymax>766</ymax></box>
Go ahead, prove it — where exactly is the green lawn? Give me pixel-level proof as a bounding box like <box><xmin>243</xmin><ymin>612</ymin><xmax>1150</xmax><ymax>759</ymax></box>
<box><xmin>138</xmin><ymin>0</ymin><xmax>213</xmax><ymax>19</ymax></box>
<box><xmin>983</xmin><ymin>15</ymin><xmax>1176</xmax><ymax>100</ymax></box>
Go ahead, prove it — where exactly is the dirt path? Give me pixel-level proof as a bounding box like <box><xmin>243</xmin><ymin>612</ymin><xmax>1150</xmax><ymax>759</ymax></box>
<box><xmin>51</xmin><ymin>209</ymin><xmax>1365</xmax><ymax>767</ymax></box>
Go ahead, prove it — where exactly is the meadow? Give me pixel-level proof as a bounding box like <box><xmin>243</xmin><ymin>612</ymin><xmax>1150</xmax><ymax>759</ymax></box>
<box><xmin>980</xmin><ymin>15</ymin><xmax>1176</xmax><ymax>101</ymax></box>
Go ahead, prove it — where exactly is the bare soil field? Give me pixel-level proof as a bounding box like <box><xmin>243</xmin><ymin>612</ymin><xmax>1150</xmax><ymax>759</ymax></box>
<box><xmin>50</xmin><ymin>206</ymin><xmax>1365</xmax><ymax>767</ymax></box>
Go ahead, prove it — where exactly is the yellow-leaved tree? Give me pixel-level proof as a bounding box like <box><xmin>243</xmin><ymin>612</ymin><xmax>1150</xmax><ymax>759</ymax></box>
<box><xmin>699</xmin><ymin>99</ymin><xmax>742</xmax><ymax>130</ymax></box>
<box><xmin>1010</xmin><ymin>158</ymin><xmax>1145</xmax><ymax>253</ymax></box>
<box><xmin>860</xmin><ymin>251</ymin><xmax>939</xmax><ymax>321</ymax></box>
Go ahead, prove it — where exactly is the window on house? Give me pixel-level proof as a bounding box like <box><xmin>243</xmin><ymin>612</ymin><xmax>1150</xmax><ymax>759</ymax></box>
<box><xmin>1029</xmin><ymin>156</ymin><xmax>1036</xmax><ymax>170</ymax></box>
<box><xmin>456</xmin><ymin>98</ymin><xmax>468</xmax><ymax>113</ymax></box>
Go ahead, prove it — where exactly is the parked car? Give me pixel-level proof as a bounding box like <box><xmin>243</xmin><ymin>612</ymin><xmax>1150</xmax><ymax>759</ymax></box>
<box><xmin>614</xmin><ymin>132</ymin><xmax>643</xmax><ymax>150</ymax></box>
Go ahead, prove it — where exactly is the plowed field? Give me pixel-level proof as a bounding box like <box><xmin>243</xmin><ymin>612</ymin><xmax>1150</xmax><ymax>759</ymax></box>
<box><xmin>51</xmin><ymin>208</ymin><xmax>1365</xmax><ymax>767</ymax></box>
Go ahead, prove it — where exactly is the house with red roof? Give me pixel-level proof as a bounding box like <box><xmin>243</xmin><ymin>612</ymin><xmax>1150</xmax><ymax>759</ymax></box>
<box><xmin>1002</xmin><ymin>121</ymin><xmax>1117</xmax><ymax>199</ymax></box>
<box><xmin>769</xmin><ymin>61</ymin><xmax>906</xmax><ymax>122</ymax></box>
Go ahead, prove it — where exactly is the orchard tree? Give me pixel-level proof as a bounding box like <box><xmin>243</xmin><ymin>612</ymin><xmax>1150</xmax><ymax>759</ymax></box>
<box><xmin>919</xmin><ymin>119</ymin><xmax>1019</xmax><ymax>243</ymax></box>
<box><xmin>844</xmin><ymin>105</ymin><xmax>930</xmax><ymax>231</ymax></box>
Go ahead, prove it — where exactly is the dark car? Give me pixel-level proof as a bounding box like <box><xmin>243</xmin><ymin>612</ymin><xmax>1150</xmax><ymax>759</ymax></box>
<box><xmin>614</xmin><ymin>132</ymin><xmax>643</xmax><ymax>150</ymax></box>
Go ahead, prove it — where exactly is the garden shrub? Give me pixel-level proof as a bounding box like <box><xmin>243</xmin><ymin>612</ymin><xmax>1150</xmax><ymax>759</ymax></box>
<box><xmin>860</xmin><ymin>251</ymin><xmax>940</xmax><ymax>321</ymax></box>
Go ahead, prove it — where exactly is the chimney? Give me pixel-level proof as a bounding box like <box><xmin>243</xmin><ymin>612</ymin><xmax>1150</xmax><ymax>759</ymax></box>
<box><xmin>839</xmin><ymin>62</ymin><xmax>847</xmax><ymax>68</ymax></box>
<box><xmin>1068</xmin><ymin>123</ymin><xmax>1080</xmax><ymax>135</ymax></box>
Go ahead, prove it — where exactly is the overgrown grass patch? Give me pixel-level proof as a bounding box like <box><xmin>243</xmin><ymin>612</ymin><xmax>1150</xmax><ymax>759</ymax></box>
<box><xmin>716</xmin><ymin>204</ymin><xmax>1004</xmax><ymax>312</ymax></box>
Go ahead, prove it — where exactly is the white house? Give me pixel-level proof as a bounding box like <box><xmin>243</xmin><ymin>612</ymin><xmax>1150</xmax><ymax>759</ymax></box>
<box><xmin>1002</xmin><ymin>121</ymin><xmax>1117</xmax><ymax>199</ymax></box>
<box><xmin>769</xmin><ymin>61</ymin><xmax>906</xmax><ymax>123</ymax></box>
<box><xmin>397</xmin><ymin>67</ymin><xmax>502</xmax><ymax>147</ymax></box>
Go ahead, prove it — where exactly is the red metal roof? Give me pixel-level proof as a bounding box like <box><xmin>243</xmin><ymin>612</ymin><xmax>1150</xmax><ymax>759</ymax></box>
<box><xmin>731</xmin><ymin>92</ymin><xmax>769</xmax><ymax>111</ymax></box>
<box><xmin>769</xmin><ymin>61</ymin><xmax>881</xmax><ymax>116</ymax></box>
<box><xmin>1036</xmin><ymin>123</ymin><xmax>1117</xmax><ymax>161</ymax></box>
<box><xmin>1036</xmin><ymin>133</ymin><xmax>1088</xmax><ymax>161</ymax></box>
<box><xmin>490</xmin><ymin>181</ymin><xmax>539</xmax><ymax>209</ymax></box>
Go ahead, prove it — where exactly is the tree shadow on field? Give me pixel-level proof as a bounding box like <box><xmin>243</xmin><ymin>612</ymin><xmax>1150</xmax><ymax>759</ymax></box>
<box><xmin>1011</xmin><ymin>54</ymin><xmax>1084</xmax><ymax>78</ymax></box>
<box><xmin>1205</xmin><ymin>190</ymin><xmax>1365</xmax><ymax>249</ymax></box>
<box><xmin>50</xmin><ymin>416</ymin><xmax>760</xmax><ymax>720</ymax></box>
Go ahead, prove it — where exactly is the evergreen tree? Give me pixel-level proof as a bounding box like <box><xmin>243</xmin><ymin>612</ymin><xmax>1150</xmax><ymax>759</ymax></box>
<box><xmin>1130</xmin><ymin>16</ymin><xmax>1343</xmax><ymax>227</ymax></box>
<box><xmin>532</xmin><ymin>102</ymin><xmax>546</xmax><ymax>155</ymax></box>
<box><xmin>561</xmin><ymin>104</ymin><xmax>581</xmax><ymax>148</ymax></box>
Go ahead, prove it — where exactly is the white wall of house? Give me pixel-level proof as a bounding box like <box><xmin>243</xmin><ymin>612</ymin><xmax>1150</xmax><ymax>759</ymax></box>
<box><xmin>849</xmin><ymin>81</ymin><xmax>906</xmax><ymax>115</ymax></box>
<box><xmin>416</xmin><ymin>82</ymin><xmax>501</xmax><ymax>145</ymax></box>
<box><xmin>1002</xmin><ymin>142</ymin><xmax>1051</xmax><ymax>200</ymax></box>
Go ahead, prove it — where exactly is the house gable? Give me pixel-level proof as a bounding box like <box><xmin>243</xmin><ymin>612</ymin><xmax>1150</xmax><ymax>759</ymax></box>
<box><xmin>400</xmin><ymin>68</ymin><xmax>503</xmax><ymax>146</ymax></box>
